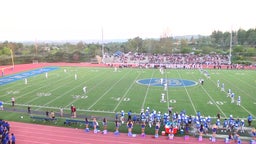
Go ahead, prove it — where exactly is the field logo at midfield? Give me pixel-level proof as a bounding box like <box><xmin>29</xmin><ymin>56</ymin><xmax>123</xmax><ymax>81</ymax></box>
<box><xmin>136</xmin><ymin>78</ymin><xmax>197</xmax><ymax>87</ymax></box>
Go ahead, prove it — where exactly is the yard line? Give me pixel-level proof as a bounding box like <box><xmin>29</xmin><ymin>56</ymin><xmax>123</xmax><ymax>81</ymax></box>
<box><xmin>200</xmin><ymin>86</ymin><xmax>227</xmax><ymax>118</ymax></box>
<box><xmin>176</xmin><ymin>70</ymin><xmax>197</xmax><ymax>114</ymax></box>
<box><xmin>196</xmin><ymin>69</ymin><xmax>228</xmax><ymax>118</ymax></box>
<box><xmin>4</xmin><ymin>102</ymin><xmax>115</xmax><ymax>114</ymax></box>
<box><xmin>240</xmin><ymin>105</ymin><xmax>255</xmax><ymax>118</ymax></box>
<box><xmin>222</xmin><ymin>71</ymin><xmax>256</xmax><ymax>101</ymax></box>
<box><xmin>87</xmin><ymin>69</ymin><xmax>131</xmax><ymax>110</ymax></box>
<box><xmin>165</xmin><ymin>70</ymin><xmax>169</xmax><ymax>109</ymax></box>
<box><xmin>9</xmin><ymin>72</ymin><xmax>72</xmax><ymax>103</ymax></box>
<box><xmin>36</xmin><ymin>69</ymin><xmax>110</xmax><ymax>110</ymax></box>
<box><xmin>64</xmin><ymin>69</ymin><xmax>112</xmax><ymax>108</ymax></box>
<box><xmin>214</xmin><ymin>70</ymin><xmax>256</xmax><ymax>116</ymax></box>
<box><xmin>113</xmin><ymin>72</ymin><xmax>142</xmax><ymax>112</ymax></box>
<box><xmin>25</xmin><ymin>74</ymin><xmax>74</xmax><ymax>105</ymax></box>
<box><xmin>141</xmin><ymin>69</ymin><xmax>156</xmax><ymax>110</ymax></box>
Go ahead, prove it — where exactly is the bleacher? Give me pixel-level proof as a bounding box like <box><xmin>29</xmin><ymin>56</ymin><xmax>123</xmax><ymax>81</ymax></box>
<box><xmin>64</xmin><ymin>119</ymin><xmax>94</xmax><ymax>128</ymax></box>
<box><xmin>30</xmin><ymin>116</ymin><xmax>57</xmax><ymax>124</ymax></box>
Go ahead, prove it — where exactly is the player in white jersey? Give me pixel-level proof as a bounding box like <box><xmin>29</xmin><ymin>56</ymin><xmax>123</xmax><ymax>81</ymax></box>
<box><xmin>159</xmin><ymin>67</ymin><xmax>164</xmax><ymax>75</ymax></box>
<box><xmin>24</xmin><ymin>78</ymin><xmax>28</xmax><ymax>84</ymax></box>
<box><xmin>217</xmin><ymin>80</ymin><xmax>220</xmax><ymax>88</ymax></box>
<box><xmin>83</xmin><ymin>86</ymin><xmax>87</xmax><ymax>94</ymax></box>
<box><xmin>160</xmin><ymin>78</ymin><xmax>164</xmax><ymax>85</ymax></box>
<box><xmin>120</xmin><ymin>110</ymin><xmax>125</xmax><ymax>124</ymax></box>
<box><xmin>227</xmin><ymin>89</ymin><xmax>231</xmax><ymax>97</ymax></box>
<box><xmin>160</xmin><ymin>93</ymin><xmax>166</xmax><ymax>103</ymax></box>
<box><xmin>221</xmin><ymin>83</ymin><xmax>225</xmax><ymax>92</ymax></box>
<box><xmin>237</xmin><ymin>96</ymin><xmax>241</xmax><ymax>106</ymax></box>
<box><xmin>45</xmin><ymin>72</ymin><xmax>48</xmax><ymax>78</ymax></box>
<box><xmin>114</xmin><ymin>67</ymin><xmax>118</xmax><ymax>72</ymax></box>
<box><xmin>164</xmin><ymin>83</ymin><xmax>168</xmax><ymax>91</ymax></box>
<box><xmin>74</xmin><ymin>73</ymin><xmax>77</xmax><ymax>80</ymax></box>
<box><xmin>231</xmin><ymin>93</ymin><xmax>235</xmax><ymax>103</ymax></box>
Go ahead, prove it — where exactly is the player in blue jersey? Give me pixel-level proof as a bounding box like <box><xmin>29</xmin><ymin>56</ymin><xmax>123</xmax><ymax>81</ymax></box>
<box><xmin>0</xmin><ymin>101</ymin><xmax>3</xmax><ymax>110</ymax></box>
<box><xmin>248</xmin><ymin>115</ymin><xmax>253</xmax><ymax>127</ymax></box>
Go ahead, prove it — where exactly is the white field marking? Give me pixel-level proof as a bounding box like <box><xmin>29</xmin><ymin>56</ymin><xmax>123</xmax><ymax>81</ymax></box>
<box><xmin>64</xmin><ymin>69</ymin><xmax>112</xmax><ymax>108</ymax></box>
<box><xmin>198</xmin><ymin>69</ymin><xmax>227</xmax><ymax>118</ymax></box>
<box><xmin>141</xmin><ymin>70</ymin><xmax>156</xmax><ymax>110</ymax></box>
<box><xmin>0</xmin><ymin>74</ymin><xmax>54</xmax><ymax>99</ymax></box>
<box><xmin>8</xmin><ymin>72</ymin><xmax>72</xmax><ymax>102</ymax></box>
<box><xmin>176</xmin><ymin>70</ymin><xmax>197</xmax><ymax>114</ymax></box>
<box><xmin>26</xmin><ymin>74</ymin><xmax>74</xmax><ymax>105</ymax></box>
<box><xmin>36</xmin><ymin>69</ymin><xmax>110</xmax><ymax>111</ymax></box>
<box><xmin>213</xmin><ymin>70</ymin><xmax>256</xmax><ymax>115</ymax></box>
<box><xmin>169</xmin><ymin>99</ymin><xmax>177</xmax><ymax>103</ymax></box>
<box><xmin>113</xmin><ymin>72</ymin><xmax>141</xmax><ymax>112</ymax></box>
<box><xmin>224</xmin><ymin>72</ymin><xmax>256</xmax><ymax>101</ymax></box>
<box><xmin>240</xmin><ymin>105</ymin><xmax>255</xmax><ymax>118</ymax></box>
<box><xmin>234</xmin><ymin>71</ymin><xmax>256</xmax><ymax>89</ymax></box>
<box><xmin>200</xmin><ymin>86</ymin><xmax>227</xmax><ymax>118</ymax></box>
<box><xmin>205</xmin><ymin>69</ymin><xmax>253</xmax><ymax>118</ymax></box>
<box><xmin>4</xmin><ymin>102</ymin><xmax>115</xmax><ymax>114</ymax></box>
<box><xmin>87</xmin><ymin>69</ymin><xmax>131</xmax><ymax>110</ymax></box>
<box><xmin>165</xmin><ymin>70</ymin><xmax>170</xmax><ymax>109</ymax></box>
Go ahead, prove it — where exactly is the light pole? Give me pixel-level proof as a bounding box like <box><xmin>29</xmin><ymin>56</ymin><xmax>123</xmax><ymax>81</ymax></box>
<box><xmin>9</xmin><ymin>48</ymin><xmax>15</xmax><ymax>69</ymax></box>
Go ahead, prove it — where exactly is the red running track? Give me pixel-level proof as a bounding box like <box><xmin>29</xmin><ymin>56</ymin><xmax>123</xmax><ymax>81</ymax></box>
<box><xmin>9</xmin><ymin>121</ymin><xmax>227</xmax><ymax>144</ymax></box>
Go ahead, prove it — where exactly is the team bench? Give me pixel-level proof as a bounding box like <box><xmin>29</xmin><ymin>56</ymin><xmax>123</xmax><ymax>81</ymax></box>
<box><xmin>30</xmin><ymin>116</ymin><xmax>57</xmax><ymax>123</ymax></box>
<box><xmin>64</xmin><ymin>119</ymin><xmax>94</xmax><ymax>128</ymax></box>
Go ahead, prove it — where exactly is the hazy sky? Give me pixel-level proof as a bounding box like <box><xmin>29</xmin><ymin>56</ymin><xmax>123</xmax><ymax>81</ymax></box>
<box><xmin>1</xmin><ymin>0</ymin><xmax>255</xmax><ymax>41</ymax></box>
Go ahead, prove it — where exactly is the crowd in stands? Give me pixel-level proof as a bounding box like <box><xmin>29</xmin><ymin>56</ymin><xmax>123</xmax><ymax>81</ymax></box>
<box><xmin>104</xmin><ymin>52</ymin><xmax>255</xmax><ymax>69</ymax></box>
<box><xmin>105</xmin><ymin>52</ymin><xmax>229</xmax><ymax>65</ymax></box>
<box><xmin>0</xmin><ymin>119</ymin><xmax>15</xmax><ymax>144</ymax></box>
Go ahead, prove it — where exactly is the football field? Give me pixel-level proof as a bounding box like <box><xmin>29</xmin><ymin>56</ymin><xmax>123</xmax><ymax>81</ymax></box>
<box><xmin>0</xmin><ymin>66</ymin><xmax>255</xmax><ymax>120</ymax></box>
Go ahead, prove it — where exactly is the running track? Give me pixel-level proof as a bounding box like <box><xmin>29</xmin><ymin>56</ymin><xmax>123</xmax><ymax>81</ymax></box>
<box><xmin>9</xmin><ymin>121</ymin><xmax>226</xmax><ymax>144</ymax></box>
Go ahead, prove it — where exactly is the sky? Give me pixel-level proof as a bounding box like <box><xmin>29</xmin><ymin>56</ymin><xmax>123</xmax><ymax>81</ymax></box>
<box><xmin>0</xmin><ymin>0</ymin><xmax>256</xmax><ymax>41</ymax></box>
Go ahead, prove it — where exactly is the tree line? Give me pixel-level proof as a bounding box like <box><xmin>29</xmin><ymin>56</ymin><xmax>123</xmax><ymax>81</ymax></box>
<box><xmin>0</xmin><ymin>28</ymin><xmax>255</xmax><ymax>65</ymax></box>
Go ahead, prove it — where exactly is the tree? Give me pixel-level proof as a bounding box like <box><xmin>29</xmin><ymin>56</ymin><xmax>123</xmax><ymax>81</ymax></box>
<box><xmin>237</xmin><ymin>29</ymin><xmax>247</xmax><ymax>45</ymax></box>
<box><xmin>127</xmin><ymin>37</ymin><xmax>143</xmax><ymax>53</ymax></box>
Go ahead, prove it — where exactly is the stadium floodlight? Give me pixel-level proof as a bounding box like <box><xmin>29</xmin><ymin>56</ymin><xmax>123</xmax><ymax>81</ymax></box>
<box><xmin>9</xmin><ymin>48</ymin><xmax>15</xmax><ymax>69</ymax></box>
<box><xmin>228</xmin><ymin>30</ymin><xmax>232</xmax><ymax>65</ymax></box>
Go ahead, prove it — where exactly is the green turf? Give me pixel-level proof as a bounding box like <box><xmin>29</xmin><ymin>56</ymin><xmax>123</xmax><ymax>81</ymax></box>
<box><xmin>1</xmin><ymin>67</ymin><xmax>256</xmax><ymax>121</ymax></box>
